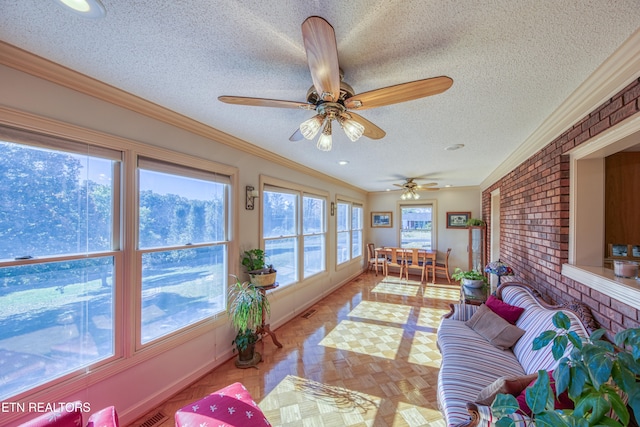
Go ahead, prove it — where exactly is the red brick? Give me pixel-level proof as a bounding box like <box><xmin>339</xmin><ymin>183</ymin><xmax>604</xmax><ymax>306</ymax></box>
<box><xmin>611</xmin><ymin>101</ymin><xmax>639</xmax><ymax>125</ymax></box>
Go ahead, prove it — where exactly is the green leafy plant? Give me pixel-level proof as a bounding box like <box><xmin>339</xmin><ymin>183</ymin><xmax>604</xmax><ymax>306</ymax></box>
<box><xmin>452</xmin><ymin>267</ymin><xmax>488</xmax><ymax>283</ymax></box>
<box><xmin>227</xmin><ymin>275</ymin><xmax>270</xmax><ymax>352</ymax></box>
<box><xmin>467</xmin><ymin>218</ymin><xmax>485</xmax><ymax>226</ymax></box>
<box><xmin>241</xmin><ymin>249</ymin><xmax>267</xmax><ymax>272</ymax></box>
<box><xmin>492</xmin><ymin>311</ymin><xmax>640</xmax><ymax>426</ymax></box>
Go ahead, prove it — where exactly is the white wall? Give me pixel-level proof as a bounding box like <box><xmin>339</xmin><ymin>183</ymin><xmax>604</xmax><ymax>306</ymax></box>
<box><xmin>366</xmin><ymin>187</ymin><xmax>482</xmax><ymax>274</ymax></box>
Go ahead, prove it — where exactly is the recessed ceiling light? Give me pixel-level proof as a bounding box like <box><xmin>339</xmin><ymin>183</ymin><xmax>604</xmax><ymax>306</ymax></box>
<box><xmin>386</xmin><ymin>189</ymin><xmax>391</xmax><ymax>192</ymax></box>
<box><xmin>337</xmin><ymin>160</ymin><xmax>349</xmax><ymax>165</ymax></box>
<box><xmin>445</xmin><ymin>184</ymin><xmax>452</xmax><ymax>188</ymax></box>
<box><xmin>445</xmin><ymin>144</ymin><xmax>465</xmax><ymax>151</ymax></box>
<box><xmin>54</xmin><ymin>0</ymin><xmax>106</xmax><ymax>19</ymax></box>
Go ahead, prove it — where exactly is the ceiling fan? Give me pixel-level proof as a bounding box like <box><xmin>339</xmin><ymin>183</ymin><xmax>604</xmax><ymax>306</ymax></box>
<box><xmin>218</xmin><ymin>16</ymin><xmax>453</xmax><ymax>151</ymax></box>
<box><xmin>394</xmin><ymin>178</ymin><xmax>439</xmax><ymax>200</ymax></box>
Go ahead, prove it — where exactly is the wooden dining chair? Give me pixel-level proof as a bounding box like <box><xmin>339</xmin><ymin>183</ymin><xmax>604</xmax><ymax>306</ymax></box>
<box><xmin>386</xmin><ymin>248</ymin><xmax>405</xmax><ymax>279</ymax></box>
<box><xmin>404</xmin><ymin>248</ymin><xmax>428</xmax><ymax>283</ymax></box>
<box><xmin>431</xmin><ymin>248</ymin><xmax>452</xmax><ymax>283</ymax></box>
<box><xmin>367</xmin><ymin>243</ymin><xmax>387</xmax><ymax>276</ymax></box>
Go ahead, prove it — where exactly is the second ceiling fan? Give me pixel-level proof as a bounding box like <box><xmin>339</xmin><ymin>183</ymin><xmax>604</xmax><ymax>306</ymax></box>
<box><xmin>219</xmin><ymin>16</ymin><xmax>453</xmax><ymax>151</ymax></box>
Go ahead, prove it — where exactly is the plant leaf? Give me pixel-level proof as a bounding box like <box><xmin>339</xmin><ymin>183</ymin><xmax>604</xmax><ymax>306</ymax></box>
<box><xmin>533</xmin><ymin>330</ymin><xmax>558</xmax><ymax>350</ymax></box>
<box><xmin>611</xmin><ymin>359</ymin><xmax>635</xmax><ymax>393</ymax></box>
<box><xmin>492</xmin><ymin>393</ymin><xmax>520</xmax><ymax>417</ymax></box>
<box><xmin>568</xmin><ymin>365</ymin><xmax>589</xmax><ymax>400</ymax></box>
<box><xmin>573</xmin><ymin>393</ymin><xmax>610</xmax><ymax>424</ymax></box>
<box><xmin>553</xmin><ymin>311</ymin><xmax>572</xmax><ymax>330</ymax></box>
<box><xmin>567</xmin><ymin>330</ymin><xmax>583</xmax><ymax>350</ymax></box>
<box><xmin>605</xmin><ymin>386</ymin><xmax>630</xmax><ymax>426</ymax></box>
<box><xmin>496</xmin><ymin>418</ymin><xmax>518</xmax><ymax>427</ymax></box>
<box><xmin>535</xmin><ymin>410</ymin><xmax>570</xmax><ymax>427</ymax></box>
<box><xmin>627</xmin><ymin>386</ymin><xmax>640</xmax><ymax>425</ymax></box>
<box><xmin>527</xmin><ymin>370</ymin><xmax>553</xmax><ymax>414</ymax></box>
<box><xmin>586</xmin><ymin>350</ymin><xmax>613</xmax><ymax>390</ymax></box>
<box><xmin>553</xmin><ymin>334</ymin><xmax>569</xmax><ymax>361</ymax></box>
<box><xmin>555</xmin><ymin>359</ymin><xmax>571</xmax><ymax>395</ymax></box>
<box><xmin>590</xmin><ymin>329</ymin><xmax>607</xmax><ymax>342</ymax></box>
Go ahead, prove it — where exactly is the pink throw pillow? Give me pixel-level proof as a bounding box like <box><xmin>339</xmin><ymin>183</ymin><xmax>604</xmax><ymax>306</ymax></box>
<box><xmin>516</xmin><ymin>371</ymin><xmax>573</xmax><ymax>416</ymax></box>
<box><xmin>486</xmin><ymin>295</ymin><xmax>525</xmax><ymax>324</ymax></box>
<box><xmin>86</xmin><ymin>406</ymin><xmax>119</xmax><ymax>427</ymax></box>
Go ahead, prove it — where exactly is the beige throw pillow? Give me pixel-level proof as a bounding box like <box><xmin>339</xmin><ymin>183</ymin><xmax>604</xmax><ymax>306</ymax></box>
<box><xmin>465</xmin><ymin>304</ymin><xmax>525</xmax><ymax>350</ymax></box>
<box><xmin>475</xmin><ymin>373</ymin><xmax>538</xmax><ymax>406</ymax></box>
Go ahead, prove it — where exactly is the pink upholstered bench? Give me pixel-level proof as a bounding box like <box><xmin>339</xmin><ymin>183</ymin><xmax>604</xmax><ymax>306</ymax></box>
<box><xmin>175</xmin><ymin>382</ymin><xmax>271</xmax><ymax>426</ymax></box>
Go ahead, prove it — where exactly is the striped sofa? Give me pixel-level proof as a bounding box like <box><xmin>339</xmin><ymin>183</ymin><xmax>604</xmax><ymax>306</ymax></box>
<box><xmin>436</xmin><ymin>282</ymin><xmax>595</xmax><ymax>427</ymax></box>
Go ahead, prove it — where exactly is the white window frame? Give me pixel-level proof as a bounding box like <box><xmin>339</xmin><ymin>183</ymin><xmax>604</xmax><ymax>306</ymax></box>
<box><xmin>260</xmin><ymin>176</ymin><xmax>328</xmax><ymax>287</ymax></box>
<box><xmin>0</xmin><ymin>117</ymin><xmax>238</xmax><ymax>405</ymax></box>
<box><xmin>336</xmin><ymin>197</ymin><xmax>363</xmax><ymax>266</ymax></box>
<box><xmin>135</xmin><ymin>156</ymin><xmax>231</xmax><ymax>348</ymax></box>
<box><xmin>399</xmin><ymin>203</ymin><xmax>434</xmax><ymax>250</ymax></box>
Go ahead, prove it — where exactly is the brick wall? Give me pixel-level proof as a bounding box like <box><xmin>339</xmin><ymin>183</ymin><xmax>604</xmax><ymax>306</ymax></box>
<box><xmin>482</xmin><ymin>77</ymin><xmax>640</xmax><ymax>335</ymax></box>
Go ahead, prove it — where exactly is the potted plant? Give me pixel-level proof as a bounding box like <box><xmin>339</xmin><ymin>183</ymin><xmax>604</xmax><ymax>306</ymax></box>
<box><xmin>227</xmin><ymin>275</ymin><xmax>270</xmax><ymax>368</ymax></box>
<box><xmin>492</xmin><ymin>311</ymin><xmax>640</xmax><ymax>426</ymax></box>
<box><xmin>467</xmin><ymin>218</ymin><xmax>486</xmax><ymax>226</ymax></box>
<box><xmin>242</xmin><ymin>249</ymin><xmax>277</xmax><ymax>287</ymax></box>
<box><xmin>452</xmin><ymin>267</ymin><xmax>488</xmax><ymax>288</ymax></box>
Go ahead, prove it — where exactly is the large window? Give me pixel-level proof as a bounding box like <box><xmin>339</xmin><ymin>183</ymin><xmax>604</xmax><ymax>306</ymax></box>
<box><xmin>336</xmin><ymin>200</ymin><xmax>363</xmax><ymax>264</ymax></box>
<box><xmin>0</xmin><ymin>125</ymin><xmax>235</xmax><ymax>402</ymax></box>
<box><xmin>400</xmin><ymin>205</ymin><xmax>433</xmax><ymax>249</ymax></box>
<box><xmin>0</xmin><ymin>132</ymin><xmax>120</xmax><ymax>399</ymax></box>
<box><xmin>263</xmin><ymin>184</ymin><xmax>327</xmax><ymax>285</ymax></box>
<box><xmin>137</xmin><ymin>159</ymin><xmax>229</xmax><ymax>345</ymax></box>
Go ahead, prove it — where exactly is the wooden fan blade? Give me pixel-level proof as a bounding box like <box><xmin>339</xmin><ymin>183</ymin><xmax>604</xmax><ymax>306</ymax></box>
<box><xmin>301</xmin><ymin>17</ymin><xmax>341</xmax><ymax>102</ymax></box>
<box><xmin>289</xmin><ymin>128</ymin><xmax>304</xmax><ymax>141</ymax></box>
<box><xmin>218</xmin><ymin>96</ymin><xmax>314</xmax><ymax>110</ymax></box>
<box><xmin>417</xmin><ymin>182</ymin><xmax>438</xmax><ymax>188</ymax></box>
<box><xmin>348</xmin><ymin>112</ymin><xmax>386</xmax><ymax>140</ymax></box>
<box><xmin>344</xmin><ymin>76</ymin><xmax>453</xmax><ymax>110</ymax></box>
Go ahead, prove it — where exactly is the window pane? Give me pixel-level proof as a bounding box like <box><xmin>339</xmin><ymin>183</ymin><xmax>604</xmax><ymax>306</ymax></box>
<box><xmin>304</xmin><ymin>235</ymin><xmax>325</xmax><ymax>277</ymax></box>
<box><xmin>139</xmin><ymin>169</ymin><xmax>226</xmax><ymax>248</ymax></box>
<box><xmin>140</xmin><ymin>246</ymin><xmax>226</xmax><ymax>344</ymax></box>
<box><xmin>303</xmin><ymin>196</ymin><xmax>324</xmax><ymax>234</ymax></box>
<box><xmin>400</xmin><ymin>206</ymin><xmax>432</xmax><ymax>249</ymax></box>
<box><xmin>0</xmin><ymin>141</ymin><xmax>115</xmax><ymax>260</ymax></box>
<box><xmin>263</xmin><ymin>191</ymin><xmax>297</xmax><ymax>238</ymax></box>
<box><xmin>336</xmin><ymin>203</ymin><xmax>349</xmax><ymax>232</ymax></box>
<box><xmin>265</xmin><ymin>238</ymin><xmax>297</xmax><ymax>285</ymax></box>
<box><xmin>352</xmin><ymin>206</ymin><xmax>363</xmax><ymax>257</ymax></box>
<box><xmin>352</xmin><ymin>230</ymin><xmax>362</xmax><ymax>257</ymax></box>
<box><xmin>337</xmin><ymin>231</ymin><xmax>349</xmax><ymax>264</ymax></box>
<box><xmin>0</xmin><ymin>257</ymin><xmax>114</xmax><ymax>399</ymax></box>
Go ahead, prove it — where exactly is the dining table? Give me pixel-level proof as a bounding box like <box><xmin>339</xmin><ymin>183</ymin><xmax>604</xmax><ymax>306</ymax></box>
<box><xmin>374</xmin><ymin>247</ymin><xmax>437</xmax><ymax>282</ymax></box>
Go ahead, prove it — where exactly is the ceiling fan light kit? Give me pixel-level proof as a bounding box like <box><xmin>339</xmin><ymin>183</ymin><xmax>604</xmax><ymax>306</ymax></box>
<box><xmin>218</xmin><ymin>16</ymin><xmax>452</xmax><ymax>152</ymax></box>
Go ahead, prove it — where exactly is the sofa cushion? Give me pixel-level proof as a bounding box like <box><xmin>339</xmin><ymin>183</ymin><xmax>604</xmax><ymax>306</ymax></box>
<box><xmin>486</xmin><ymin>295</ymin><xmax>525</xmax><ymax>324</ymax></box>
<box><xmin>465</xmin><ymin>304</ymin><xmax>525</xmax><ymax>350</ymax></box>
<box><xmin>437</xmin><ymin>318</ymin><xmax>525</xmax><ymax>426</ymax></box>
<box><xmin>475</xmin><ymin>373</ymin><xmax>538</xmax><ymax>405</ymax></box>
<box><xmin>500</xmin><ymin>286</ymin><xmax>589</xmax><ymax>374</ymax></box>
<box><xmin>86</xmin><ymin>406</ymin><xmax>119</xmax><ymax>427</ymax></box>
<box><xmin>175</xmin><ymin>382</ymin><xmax>271</xmax><ymax>427</ymax></box>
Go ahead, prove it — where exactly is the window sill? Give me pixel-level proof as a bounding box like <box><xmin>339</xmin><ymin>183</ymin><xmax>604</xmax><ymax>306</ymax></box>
<box><xmin>562</xmin><ymin>263</ymin><xmax>640</xmax><ymax>308</ymax></box>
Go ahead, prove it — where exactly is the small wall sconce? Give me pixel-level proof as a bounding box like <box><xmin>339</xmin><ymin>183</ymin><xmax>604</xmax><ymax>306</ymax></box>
<box><xmin>246</xmin><ymin>186</ymin><xmax>259</xmax><ymax>210</ymax></box>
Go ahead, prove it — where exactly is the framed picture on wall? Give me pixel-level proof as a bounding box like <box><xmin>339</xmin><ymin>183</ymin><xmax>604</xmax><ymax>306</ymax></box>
<box><xmin>446</xmin><ymin>211</ymin><xmax>470</xmax><ymax>228</ymax></box>
<box><xmin>371</xmin><ymin>212</ymin><xmax>392</xmax><ymax>228</ymax></box>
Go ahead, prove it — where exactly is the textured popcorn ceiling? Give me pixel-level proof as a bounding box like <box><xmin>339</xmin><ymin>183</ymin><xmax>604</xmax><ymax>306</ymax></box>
<box><xmin>0</xmin><ymin>1</ymin><xmax>638</xmax><ymax>191</ymax></box>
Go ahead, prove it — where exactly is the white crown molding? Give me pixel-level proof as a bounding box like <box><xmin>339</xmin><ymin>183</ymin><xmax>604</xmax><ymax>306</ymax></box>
<box><xmin>480</xmin><ymin>28</ymin><xmax>640</xmax><ymax>191</ymax></box>
<box><xmin>0</xmin><ymin>41</ymin><xmax>364</xmax><ymax>194</ymax></box>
